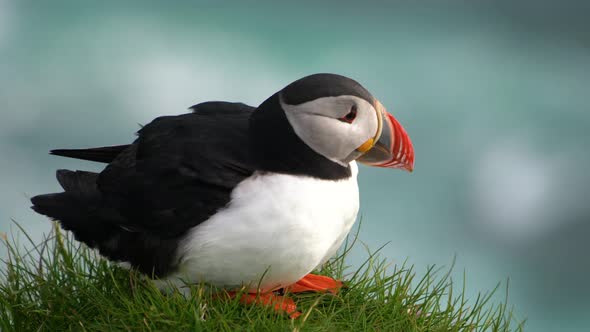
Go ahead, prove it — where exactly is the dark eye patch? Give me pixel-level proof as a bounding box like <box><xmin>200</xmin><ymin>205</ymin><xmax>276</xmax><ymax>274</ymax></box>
<box><xmin>339</xmin><ymin>105</ymin><xmax>357</xmax><ymax>124</ymax></box>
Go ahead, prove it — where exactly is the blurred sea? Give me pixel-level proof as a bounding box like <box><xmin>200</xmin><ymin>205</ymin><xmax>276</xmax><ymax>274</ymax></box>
<box><xmin>1</xmin><ymin>1</ymin><xmax>589</xmax><ymax>330</ymax></box>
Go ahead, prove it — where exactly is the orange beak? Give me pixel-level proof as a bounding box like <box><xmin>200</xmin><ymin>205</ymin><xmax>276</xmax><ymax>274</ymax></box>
<box><xmin>356</xmin><ymin>100</ymin><xmax>414</xmax><ymax>172</ymax></box>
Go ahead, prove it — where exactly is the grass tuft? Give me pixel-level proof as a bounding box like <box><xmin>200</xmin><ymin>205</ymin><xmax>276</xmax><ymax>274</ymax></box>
<box><xmin>0</xmin><ymin>222</ymin><xmax>525</xmax><ymax>331</ymax></box>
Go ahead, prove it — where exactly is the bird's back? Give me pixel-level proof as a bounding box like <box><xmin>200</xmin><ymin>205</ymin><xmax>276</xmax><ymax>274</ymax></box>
<box><xmin>31</xmin><ymin>102</ymin><xmax>257</xmax><ymax>277</ymax></box>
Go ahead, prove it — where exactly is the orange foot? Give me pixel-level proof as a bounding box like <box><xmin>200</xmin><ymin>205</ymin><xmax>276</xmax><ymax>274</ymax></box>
<box><xmin>227</xmin><ymin>291</ymin><xmax>301</xmax><ymax>319</ymax></box>
<box><xmin>286</xmin><ymin>273</ymin><xmax>344</xmax><ymax>294</ymax></box>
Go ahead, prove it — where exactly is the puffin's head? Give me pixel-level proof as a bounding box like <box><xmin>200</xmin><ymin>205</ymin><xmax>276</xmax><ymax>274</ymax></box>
<box><xmin>278</xmin><ymin>73</ymin><xmax>414</xmax><ymax>172</ymax></box>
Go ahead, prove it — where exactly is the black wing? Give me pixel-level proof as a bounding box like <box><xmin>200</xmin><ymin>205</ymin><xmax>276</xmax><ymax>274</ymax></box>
<box><xmin>32</xmin><ymin>102</ymin><xmax>257</xmax><ymax>276</ymax></box>
<box><xmin>98</xmin><ymin>102</ymin><xmax>256</xmax><ymax>236</ymax></box>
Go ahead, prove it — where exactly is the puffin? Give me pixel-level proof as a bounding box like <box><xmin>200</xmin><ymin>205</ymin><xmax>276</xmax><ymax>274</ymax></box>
<box><xmin>31</xmin><ymin>73</ymin><xmax>414</xmax><ymax>317</ymax></box>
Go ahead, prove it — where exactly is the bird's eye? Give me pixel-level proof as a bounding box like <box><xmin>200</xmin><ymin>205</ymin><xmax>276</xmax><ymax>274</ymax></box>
<box><xmin>339</xmin><ymin>105</ymin><xmax>357</xmax><ymax>124</ymax></box>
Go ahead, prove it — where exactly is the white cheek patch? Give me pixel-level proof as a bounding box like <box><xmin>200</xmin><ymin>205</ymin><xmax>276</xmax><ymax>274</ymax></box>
<box><xmin>280</xmin><ymin>95</ymin><xmax>378</xmax><ymax>165</ymax></box>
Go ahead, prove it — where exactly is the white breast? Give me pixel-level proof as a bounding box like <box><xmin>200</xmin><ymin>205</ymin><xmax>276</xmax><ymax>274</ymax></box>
<box><xmin>164</xmin><ymin>162</ymin><xmax>360</xmax><ymax>292</ymax></box>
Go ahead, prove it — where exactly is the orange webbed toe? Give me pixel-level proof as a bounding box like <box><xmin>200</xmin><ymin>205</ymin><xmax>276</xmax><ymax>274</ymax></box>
<box><xmin>286</xmin><ymin>273</ymin><xmax>344</xmax><ymax>294</ymax></box>
<box><xmin>225</xmin><ymin>291</ymin><xmax>301</xmax><ymax>319</ymax></box>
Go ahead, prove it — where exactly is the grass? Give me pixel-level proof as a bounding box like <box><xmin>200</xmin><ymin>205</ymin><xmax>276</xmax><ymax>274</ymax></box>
<box><xmin>0</xmin><ymin>222</ymin><xmax>525</xmax><ymax>331</ymax></box>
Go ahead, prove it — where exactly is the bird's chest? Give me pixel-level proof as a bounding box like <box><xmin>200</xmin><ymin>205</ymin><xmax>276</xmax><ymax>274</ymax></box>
<box><xmin>176</xmin><ymin>163</ymin><xmax>360</xmax><ymax>290</ymax></box>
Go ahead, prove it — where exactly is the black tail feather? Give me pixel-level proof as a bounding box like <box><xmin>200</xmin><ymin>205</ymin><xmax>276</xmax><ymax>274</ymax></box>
<box><xmin>50</xmin><ymin>145</ymin><xmax>130</xmax><ymax>163</ymax></box>
<box><xmin>31</xmin><ymin>169</ymin><xmax>179</xmax><ymax>277</ymax></box>
<box><xmin>31</xmin><ymin>170</ymin><xmax>107</xmax><ymax>248</ymax></box>
<box><xmin>31</xmin><ymin>191</ymin><xmax>111</xmax><ymax>247</ymax></box>
<box><xmin>31</xmin><ymin>193</ymin><xmax>69</xmax><ymax>220</ymax></box>
<box><xmin>56</xmin><ymin>169</ymin><xmax>99</xmax><ymax>194</ymax></box>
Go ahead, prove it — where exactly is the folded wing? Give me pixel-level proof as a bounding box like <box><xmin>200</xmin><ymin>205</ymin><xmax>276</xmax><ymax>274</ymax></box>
<box><xmin>31</xmin><ymin>102</ymin><xmax>257</xmax><ymax>276</ymax></box>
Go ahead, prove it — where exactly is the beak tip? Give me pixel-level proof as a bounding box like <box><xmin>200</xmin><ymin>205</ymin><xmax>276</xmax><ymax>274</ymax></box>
<box><xmin>405</xmin><ymin>157</ymin><xmax>415</xmax><ymax>173</ymax></box>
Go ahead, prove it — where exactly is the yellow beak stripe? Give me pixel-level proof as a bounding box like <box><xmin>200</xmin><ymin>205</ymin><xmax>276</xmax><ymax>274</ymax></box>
<box><xmin>356</xmin><ymin>138</ymin><xmax>375</xmax><ymax>153</ymax></box>
<box><xmin>355</xmin><ymin>99</ymin><xmax>385</xmax><ymax>154</ymax></box>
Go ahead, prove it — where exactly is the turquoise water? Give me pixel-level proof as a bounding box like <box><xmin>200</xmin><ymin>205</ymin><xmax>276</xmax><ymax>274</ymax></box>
<box><xmin>1</xmin><ymin>1</ymin><xmax>589</xmax><ymax>330</ymax></box>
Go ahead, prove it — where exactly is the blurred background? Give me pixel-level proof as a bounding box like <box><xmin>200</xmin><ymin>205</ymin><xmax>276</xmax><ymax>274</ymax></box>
<box><xmin>1</xmin><ymin>0</ymin><xmax>589</xmax><ymax>330</ymax></box>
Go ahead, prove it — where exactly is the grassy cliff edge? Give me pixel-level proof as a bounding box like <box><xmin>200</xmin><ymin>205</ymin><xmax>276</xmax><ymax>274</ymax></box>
<box><xmin>0</xmin><ymin>223</ymin><xmax>524</xmax><ymax>331</ymax></box>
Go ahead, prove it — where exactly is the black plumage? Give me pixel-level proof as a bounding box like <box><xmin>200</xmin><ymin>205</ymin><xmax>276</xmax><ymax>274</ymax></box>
<box><xmin>33</xmin><ymin>102</ymin><xmax>257</xmax><ymax>276</ymax></box>
<box><xmin>250</xmin><ymin>94</ymin><xmax>351</xmax><ymax>179</ymax></box>
<box><xmin>31</xmin><ymin>74</ymin><xmax>363</xmax><ymax>277</ymax></box>
<box><xmin>281</xmin><ymin>73</ymin><xmax>374</xmax><ymax>106</ymax></box>
<box><xmin>51</xmin><ymin>145</ymin><xmax>130</xmax><ymax>163</ymax></box>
